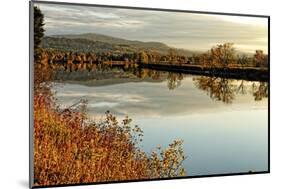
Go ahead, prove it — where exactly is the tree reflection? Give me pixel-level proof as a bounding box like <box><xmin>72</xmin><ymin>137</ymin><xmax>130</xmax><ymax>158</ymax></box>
<box><xmin>193</xmin><ymin>76</ymin><xmax>269</xmax><ymax>103</ymax></box>
<box><xmin>167</xmin><ymin>73</ymin><xmax>183</xmax><ymax>90</ymax></box>
<box><xmin>150</xmin><ymin>70</ymin><xmax>161</xmax><ymax>80</ymax></box>
<box><xmin>251</xmin><ymin>82</ymin><xmax>268</xmax><ymax>101</ymax></box>
<box><xmin>80</xmin><ymin>66</ymin><xmax>268</xmax><ymax>103</ymax></box>
<box><xmin>236</xmin><ymin>80</ymin><xmax>247</xmax><ymax>95</ymax></box>
<box><xmin>193</xmin><ymin>76</ymin><xmax>236</xmax><ymax>104</ymax></box>
<box><xmin>134</xmin><ymin>68</ymin><xmax>184</xmax><ymax>90</ymax></box>
<box><xmin>137</xmin><ymin>68</ymin><xmax>149</xmax><ymax>79</ymax></box>
<box><xmin>135</xmin><ymin>68</ymin><xmax>162</xmax><ymax>80</ymax></box>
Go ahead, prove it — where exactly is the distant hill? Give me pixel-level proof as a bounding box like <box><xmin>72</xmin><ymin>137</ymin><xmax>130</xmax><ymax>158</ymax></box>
<box><xmin>42</xmin><ymin>33</ymin><xmax>198</xmax><ymax>56</ymax></box>
<box><xmin>52</xmin><ymin>33</ymin><xmax>146</xmax><ymax>45</ymax></box>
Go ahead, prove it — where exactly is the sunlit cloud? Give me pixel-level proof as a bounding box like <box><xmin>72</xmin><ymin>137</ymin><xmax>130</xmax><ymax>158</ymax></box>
<box><xmin>213</xmin><ymin>15</ymin><xmax>268</xmax><ymax>26</ymax></box>
<box><xmin>35</xmin><ymin>3</ymin><xmax>268</xmax><ymax>54</ymax></box>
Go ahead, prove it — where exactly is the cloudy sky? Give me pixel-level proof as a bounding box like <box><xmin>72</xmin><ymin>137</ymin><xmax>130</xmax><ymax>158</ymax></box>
<box><xmin>36</xmin><ymin>3</ymin><xmax>268</xmax><ymax>53</ymax></box>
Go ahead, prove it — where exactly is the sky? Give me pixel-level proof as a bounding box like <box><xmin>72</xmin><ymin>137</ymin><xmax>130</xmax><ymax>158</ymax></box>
<box><xmin>35</xmin><ymin>3</ymin><xmax>268</xmax><ymax>54</ymax></box>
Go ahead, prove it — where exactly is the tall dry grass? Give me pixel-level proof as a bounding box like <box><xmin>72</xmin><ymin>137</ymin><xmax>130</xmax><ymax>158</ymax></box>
<box><xmin>33</xmin><ymin>63</ymin><xmax>186</xmax><ymax>186</ymax></box>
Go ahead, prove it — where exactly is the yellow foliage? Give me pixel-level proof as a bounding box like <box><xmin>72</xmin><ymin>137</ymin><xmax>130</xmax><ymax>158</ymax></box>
<box><xmin>33</xmin><ymin>93</ymin><xmax>186</xmax><ymax>186</ymax></box>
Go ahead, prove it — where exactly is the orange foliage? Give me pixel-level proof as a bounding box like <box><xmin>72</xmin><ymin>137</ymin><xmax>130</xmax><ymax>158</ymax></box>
<box><xmin>33</xmin><ymin>93</ymin><xmax>186</xmax><ymax>186</ymax></box>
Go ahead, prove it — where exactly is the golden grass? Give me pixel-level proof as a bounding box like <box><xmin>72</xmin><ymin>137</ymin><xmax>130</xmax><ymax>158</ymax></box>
<box><xmin>33</xmin><ymin>88</ymin><xmax>186</xmax><ymax>186</ymax></box>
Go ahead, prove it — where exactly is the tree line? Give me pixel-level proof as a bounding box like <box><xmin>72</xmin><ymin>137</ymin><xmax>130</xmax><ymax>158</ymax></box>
<box><xmin>38</xmin><ymin>43</ymin><xmax>268</xmax><ymax>70</ymax></box>
<box><xmin>191</xmin><ymin>43</ymin><xmax>268</xmax><ymax>68</ymax></box>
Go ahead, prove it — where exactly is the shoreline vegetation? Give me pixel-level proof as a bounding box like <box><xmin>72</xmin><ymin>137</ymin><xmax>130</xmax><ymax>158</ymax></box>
<box><xmin>33</xmin><ymin>6</ymin><xmax>186</xmax><ymax>186</ymax></box>
<box><xmin>38</xmin><ymin>41</ymin><xmax>268</xmax><ymax>82</ymax></box>
<box><xmin>34</xmin><ymin>92</ymin><xmax>186</xmax><ymax>186</ymax></box>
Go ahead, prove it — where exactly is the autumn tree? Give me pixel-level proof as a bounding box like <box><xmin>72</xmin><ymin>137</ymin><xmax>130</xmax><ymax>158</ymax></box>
<box><xmin>168</xmin><ymin>48</ymin><xmax>177</xmax><ymax>64</ymax></box>
<box><xmin>139</xmin><ymin>51</ymin><xmax>149</xmax><ymax>64</ymax></box>
<box><xmin>253</xmin><ymin>50</ymin><xmax>268</xmax><ymax>67</ymax></box>
<box><xmin>150</xmin><ymin>50</ymin><xmax>161</xmax><ymax>63</ymax></box>
<box><xmin>191</xmin><ymin>54</ymin><xmax>200</xmax><ymax>65</ymax></box>
<box><xmin>199</xmin><ymin>53</ymin><xmax>211</xmax><ymax>67</ymax></box>
<box><xmin>209</xmin><ymin>43</ymin><xmax>236</xmax><ymax>68</ymax></box>
<box><xmin>237</xmin><ymin>54</ymin><xmax>250</xmax><ymax>67</ymax></box>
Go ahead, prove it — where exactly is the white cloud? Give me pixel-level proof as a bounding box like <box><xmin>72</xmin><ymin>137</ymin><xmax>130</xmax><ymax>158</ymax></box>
<box><xmin>35</xmin><ymin>3</ymin><xmax>268</xmax><ymax>53</ymax></box>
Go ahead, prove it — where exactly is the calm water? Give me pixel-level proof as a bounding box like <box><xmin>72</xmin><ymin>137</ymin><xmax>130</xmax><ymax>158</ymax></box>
<box><xmin>53</xmin><ymin>68</ymin><xmax>268</xmax><ymax>176</ymax></box>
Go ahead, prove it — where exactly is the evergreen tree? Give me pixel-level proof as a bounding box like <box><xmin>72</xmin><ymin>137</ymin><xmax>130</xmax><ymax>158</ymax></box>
<box><xmin>34</xmin><ymin>6</ymin><xmax>45</xmax><ymax>50</ymax></box>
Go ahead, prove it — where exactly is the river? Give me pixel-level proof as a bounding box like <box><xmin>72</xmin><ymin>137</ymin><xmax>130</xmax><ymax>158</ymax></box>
<box><xmin>53</xmin><ymin>68</ymin><xmax>268</xmax><ymax>176</ymax></box>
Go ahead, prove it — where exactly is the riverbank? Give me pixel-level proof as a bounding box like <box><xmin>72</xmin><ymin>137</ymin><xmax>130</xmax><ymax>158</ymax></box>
<box><xmin>138</xmin><ymin>63</ymin><xmax>269</xmax><ymax>82</ymax></box>
<box><xmin>49</xmin><ymin>60</ymin><xmax>269</xmax><ymax>81</ymax></box>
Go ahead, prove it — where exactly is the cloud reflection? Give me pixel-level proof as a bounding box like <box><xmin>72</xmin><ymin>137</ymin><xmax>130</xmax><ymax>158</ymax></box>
<box><xmin>53</xmin><ymin>77</ymin><xmax>267</xmax><ymax>119</ymax></box>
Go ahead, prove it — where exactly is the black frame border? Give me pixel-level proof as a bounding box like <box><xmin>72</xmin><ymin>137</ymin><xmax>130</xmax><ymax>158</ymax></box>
<box><xmin>29</xmin><ymin>0</ymin><xmax>270</xmax><ymax>188</ymax></box>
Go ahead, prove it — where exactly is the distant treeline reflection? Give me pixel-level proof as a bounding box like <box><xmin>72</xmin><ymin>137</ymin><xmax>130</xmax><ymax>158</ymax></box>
<box><xmin>133</xmin><ymin>68</ymin><xmax>268</xmax><ymax>103</ymax></box>
<box><xmin>54</xmin><ymin>66</ymin><xmax>268</xmax><ymax>104</ymax></box>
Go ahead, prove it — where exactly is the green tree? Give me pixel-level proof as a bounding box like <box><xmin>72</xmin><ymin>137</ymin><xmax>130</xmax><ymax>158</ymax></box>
<box><xmin>34</xmin><ymin>6</ymin><xmax>45</xmax><ymax>50</ymax></box>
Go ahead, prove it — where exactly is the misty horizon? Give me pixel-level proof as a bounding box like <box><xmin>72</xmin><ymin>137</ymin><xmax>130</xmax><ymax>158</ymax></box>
<box><xmin>36</xmin><ymin>3</ymin><xmax>268</xmax><ymax>54</ymax></box>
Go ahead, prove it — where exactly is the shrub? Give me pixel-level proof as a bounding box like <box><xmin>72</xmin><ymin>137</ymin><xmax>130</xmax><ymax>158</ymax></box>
<box><xmin>34</xmin><ymin>93</ymin><xmax>186</xmax><ymax>186</ymax></box>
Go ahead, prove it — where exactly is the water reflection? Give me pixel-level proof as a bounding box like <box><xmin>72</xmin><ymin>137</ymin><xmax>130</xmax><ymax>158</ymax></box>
<box><xmin>133</xmin><ymin>68</ymin><xmax>269</xmax><ymax>104</ymax></box>
<box><xmin>133</xmin><ymin>68</ymin><xmax>186</xmax><ymax>90</ymax></box>
<box><xmin>53</xmin><ymin>66</ymin><xmax>268</xmax><ymax>176</ymax></box>
<box><xmin>193</xmin><ymin>77</ymin><xmax>235</xmax><ymax>104</ymax></box>
<box><xmin>193</xmin><ymin>77</ymin><xmax>268</xmax><ymax>104</ymax></box>
<box><xmin>167</xmin><ymin>73</ymin><xmax>184</xmax><ymax>90</ymax></box>
<box><xmin>55</xmin><ymin>67</ymin><xmax>268</xmax><ymax>104</ymax></box>
<box><xmin>251</xmin><ymin>82</ymin><xmax>268</xmax><ymax>101</ymax></box>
